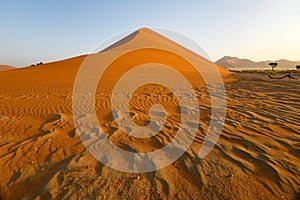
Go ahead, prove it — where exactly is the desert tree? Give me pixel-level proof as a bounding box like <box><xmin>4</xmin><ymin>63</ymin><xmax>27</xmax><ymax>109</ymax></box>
<box><xmin>296</xmin><ymin>65</ymin><xmax>300</xmax><ymax>70</ymax></box>
<box><xmin>269</xmin><ymin>62</ymin><xmax>278</xmax><ymax>71</ymax></box>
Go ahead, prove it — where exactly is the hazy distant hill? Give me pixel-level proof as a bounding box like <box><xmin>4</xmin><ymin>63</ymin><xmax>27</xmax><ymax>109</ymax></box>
<box><xmin>0</xmin><ymin>65</ymin><xmax>15</xmax><ymax>71</ymax></box>
<box><xmin>216</xmin><ymin>56</ymin><xmax>300</xmax><ymax>70</ymax></box>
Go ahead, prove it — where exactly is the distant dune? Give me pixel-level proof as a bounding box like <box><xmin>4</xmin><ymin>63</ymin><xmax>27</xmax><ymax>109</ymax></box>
<box><xmin>0</xmin><ymin>64</ymin><xmax>15</xmax><ymax>71</ymax></box>
<box><xmin>216</xmin><ymin>56</ymin><xmax>300</xmax><ymax>70</ymax></box>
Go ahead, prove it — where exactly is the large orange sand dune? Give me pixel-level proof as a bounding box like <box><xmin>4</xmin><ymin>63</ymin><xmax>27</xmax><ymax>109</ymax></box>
<box><xmin>0</xmin><ymin>28</ymin><xmax>299</xmax><ymax>199</ymax></box>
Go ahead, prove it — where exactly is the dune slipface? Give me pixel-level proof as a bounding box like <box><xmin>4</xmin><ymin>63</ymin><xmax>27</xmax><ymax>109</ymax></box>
<box><xmin>0</xmin><ymin>28</ymin><xmax>299</xmax><ymax>199</ymax></box>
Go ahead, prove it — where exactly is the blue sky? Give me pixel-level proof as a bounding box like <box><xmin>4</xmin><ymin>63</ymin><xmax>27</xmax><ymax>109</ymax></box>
<box><xmin>1</xmin><ymin>0</ymin><xmax>300</xmax><ymax>67</ymax></box>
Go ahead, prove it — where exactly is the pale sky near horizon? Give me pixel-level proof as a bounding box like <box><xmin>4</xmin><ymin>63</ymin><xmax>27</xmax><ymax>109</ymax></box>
<box><xmin>1</xmin><ymin>0</ymin><xmax>300</xmax><ymax>67</ymax></box>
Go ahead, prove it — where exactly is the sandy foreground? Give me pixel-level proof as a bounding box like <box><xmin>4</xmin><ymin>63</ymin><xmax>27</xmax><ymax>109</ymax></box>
<box><xmin>0</xmin><ymin>29</ymin><xmax>299</xmax><ymax>200</ymax></box>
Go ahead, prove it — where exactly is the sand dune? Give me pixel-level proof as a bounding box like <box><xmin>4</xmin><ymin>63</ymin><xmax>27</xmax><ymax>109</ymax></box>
<box><xmin>0</xmin><ymin>28</ymin><xmax>299</xmax><ymax>199</ymax></box>
<box><xmin>0</xmin><ymin>65</ymin><xmax>15</xmax><ymax>72</ymax></box>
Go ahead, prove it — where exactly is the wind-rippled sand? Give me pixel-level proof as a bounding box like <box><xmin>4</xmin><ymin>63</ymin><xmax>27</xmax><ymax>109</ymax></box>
<box><xmin>0</xmin><ymin>68</ymin><xmax>299</xmax><ymax>199</ymax></box>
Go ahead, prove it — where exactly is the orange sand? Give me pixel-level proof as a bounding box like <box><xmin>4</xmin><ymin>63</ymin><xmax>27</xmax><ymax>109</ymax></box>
<box><xmin>0</xmin><ymin>65</ymin><xmax>15</xmax><ymax>72</ymax></box>
<box><xmin>0</xmin><ymin>28</ymin><xmax>299</xmax><ymax>199</ymax></box>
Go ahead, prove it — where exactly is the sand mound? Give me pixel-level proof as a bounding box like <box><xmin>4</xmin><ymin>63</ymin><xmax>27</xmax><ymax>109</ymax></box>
<box><xmin>0</xmin><ymin>28</ymin><xmax>299</xmax><ymax>199</ymax></box>
<box><xmin>0</xmin><ymin>64</ymin><xmax>15</xmax><ymax>71</ymax></box>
